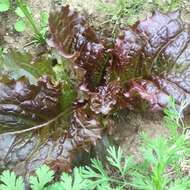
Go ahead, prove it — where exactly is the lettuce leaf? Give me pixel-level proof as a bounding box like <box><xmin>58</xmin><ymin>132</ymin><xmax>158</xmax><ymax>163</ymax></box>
<box><xmin>0</xmin><ymin>51</ymin><xmax>55</xmax><ymax>84</ymax></box>
<box><xmin>115</xmin><ymin>11</ymin><xmax>190</xmax><ymax>111</ymax></box>
<box><xmin>49</xmin><ymin>7</ymin><xmax>190</xmax><ymax>113</ymax></box>
<box><xmin>49</xmin><ymin>5</ymin><xmax>107</xmax><ymax>91</ymax></box>
<box><xmin>0</xmin><ymin>76</ymin><xmax>61</xmax><ymax>132</ymax></box>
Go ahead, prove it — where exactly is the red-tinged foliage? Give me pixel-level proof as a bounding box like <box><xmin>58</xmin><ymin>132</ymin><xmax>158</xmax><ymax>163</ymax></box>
<box><xmin>111</xmin><ymin>29</ymin><xmax>144</xmax><ymax>80</ymax></box>
<box><xmin>113</xmin><ymin>11</ymin><xmax>185</xmax><ymax>76</ymax></box>
<box><xmin>124</xmin><ymin>78</ymin><xmax>170</xmax><ymax>111</ymax></box>
<box><xmin>2</xmin><ymin>5</ymin><xmax>190</xmax><ymax>175</ymax></box>
<box><xmin>114</xmin><ymin>10</ymin><xmax>190</xmax><ymax>111</ymax></box>
<box><xmin>49</xmin><ymin>7</ymin><xmax>190</xmax><ymax>114</ymax></box>
<box><xmin>70</xmin><ymin>108</ymin><xmax>102</xmax><ymax>145</ymax></box>
<box><xmin>49</xmin><ymin>6</ymin><xmax>190</xmax><ymax>113</ymax></box>
<box><xmin>0</xmin><ymin>76</ymin><xmax>61</xmax><ymax>131</ymax></box>
<box><xmin>88</xmin><ymin>80</ymin><xmax>122</xmax><ymax>115</ymax></box>
<box><xmin>49</xmin><ymin>5</ymin><xmax>107</xmax><ymax>91</ymax></box>
<box><xmin>48</xmin><ymin>5</ymin><xmax>99</xmax><ymax>57</ymax></box>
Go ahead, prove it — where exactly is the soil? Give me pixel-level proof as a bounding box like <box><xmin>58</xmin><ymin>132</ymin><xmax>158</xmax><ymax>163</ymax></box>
<box><xmin>1</xmin><ymin>0</ymin><xmax>190</xmax><ymax>170</ymax></box>
<box><xmin>0</xmin><ymin>0</ymin><xmax>51</xmax><ymax>52</ymax></box>
<box><xmin>113</xmin><ymin>111</ymin><xmax>168</xmax><ymax>161</ymax></box>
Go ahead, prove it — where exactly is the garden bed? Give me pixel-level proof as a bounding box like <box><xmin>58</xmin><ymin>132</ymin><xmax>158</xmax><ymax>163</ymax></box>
<box><xmin>1</xmin><ymin>0</ymin><xmax>190</xmax><ymax>189</ymax></box>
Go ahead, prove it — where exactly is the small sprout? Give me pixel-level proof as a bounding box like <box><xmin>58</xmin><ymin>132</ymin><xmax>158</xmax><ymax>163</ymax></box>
<box><xmin>14</xmin><ymin>0</ymin><xmax>47</xmax><ymax>44</ymax></box>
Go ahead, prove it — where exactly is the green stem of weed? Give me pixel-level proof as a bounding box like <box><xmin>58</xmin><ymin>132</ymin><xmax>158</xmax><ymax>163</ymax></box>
<box><xmin>112</xmin><ymin>8</ymin><xmax>123</xmax><ymax>39</ymax></box>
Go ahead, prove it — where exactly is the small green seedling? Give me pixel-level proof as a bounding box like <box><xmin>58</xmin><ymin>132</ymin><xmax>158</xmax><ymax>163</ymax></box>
<box><xmin>15</xmin><ymin>0</ymin><xmax>49</xmax><ymax>44</ymax></box>
<box><xmin>0</xmin><ymin>0</ymin><xmax>10</xmax><ymax>12</ymax></box>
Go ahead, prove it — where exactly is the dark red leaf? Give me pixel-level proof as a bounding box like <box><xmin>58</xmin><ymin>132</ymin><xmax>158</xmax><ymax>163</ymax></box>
<box><xmin>0</xmin><ymin>105</ymin><xmax>102</xmax><ymax>174</ymax></box>
<box><xmin>88</xmin><ymin>80</ymin><xmax>122</xmax><ymax>115</ymax></box>
<box><xmin>70</xmin><ymin>107</ymin><xmax>102</xmax><ymax>145</ymax></box>
<box><xmin>113</xmin><ymin>11</ymin><xmax>184</xmax><ymax>75</ymax></box>
<box><xmin>49</xmin><ymin>7</ymin><xmax>190</xmax><ymax>112</ymax></box>
<box><xmin>49</xmin><ymin>6</ymin><xmax>107</xmax><ymax>91</ymax></box>
<box><xmin>111</xmin><ymin>29</ymin><xmax>145</xmax><ymax>80</ymax></box>
<box><xmin>113</xmin><ymin>11</ymin><xmax>190</xmax><ymax>111</ymax></box>
<box><xmin>0</xmin><ymin>76</ymin><xmax>61</xmax><ymax>131</ymax></box>
<box><xmin>124</xmin><ymin>78</ymin><xmax>169</xmax><ymax>111</ymax></box>
<box><xmin>48</xmin><ymin>5</ymin><xmax>99</xmax><ymax>58</ymax></box>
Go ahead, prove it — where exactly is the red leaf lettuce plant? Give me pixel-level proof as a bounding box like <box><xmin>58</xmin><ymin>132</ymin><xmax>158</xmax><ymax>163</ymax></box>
<box><xmin>1</xmin><ymin>4</ymin><xmax>190</xmax><ymax>175</ymax></box>
<box><xmin>49</xmin><ymin>6</ymin><xmax>190</xmax><ymax>117</ymax></box>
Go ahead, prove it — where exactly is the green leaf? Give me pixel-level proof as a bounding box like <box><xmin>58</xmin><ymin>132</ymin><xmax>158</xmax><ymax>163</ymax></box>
<box><xmin>14</xmin><ymin>19</ymin><xmax>25</xmax><ymax>32</ymax></box>
<box><xmin>29</xmin><ymin>165</ymin><xmax>54</xmax><ymax>190</ymax></box>
<box><xmin>168</xmin><ymin>177</ymin><xmax>190</xmax><ymax>190</ymax></box>
<box><xmin>0</xmin><ymin>51</ymin><xmax>55</xmax><ymax>84</ymax></box>
<box><xmin>44</xmin><ymin>182</ymin><xmax>63</xmax><ymax>190</ymax></box>
<box><xmin>0</xmin><ymin>0</ymin><xmax>10</xmax><ymax>12</ymax></box>
<box><xmin>40</xmin><ymin>27</ymin><xmax>47</xmax><ymax>37</ymax></box>
<box><xmin>60</xmin><ymin>168</ymin><xmax>88</xmax><ymax>190</ymax></box>
<box><xmin>0</xmin><ymin>47</ymin><xmax>3</xmax><ymax>56</ymax></box>
<box><xmin>53</xmin><ymin>60</ymin><xmax>77</xmax><ymax>110</ymax></box>
<box><xmin>107</xmin><ymin>146</ymin><xmax>134</xmax><ymax>175</ymax></box>
<box><xmin>0</xmin><ymin>170</ymin><xmax>24</xmax><ymax>190</ymax></box>
<box><xmin>38</xmin><ymin>11</ymin><xmax>49</xmax><ymax>38</ymax></box>
<box><xmin>40</xmin><ymin>11</ymin><xmax>49</xmax><ymax>28</ymax></box>
<box><xmin>15</xmin><ymin>7</ymin><xmax>25</xmax><ymax>17</ymax></box>
<box><xmin>107</xmin><ymin>146</ymin><xmax>123</xmax><ymax>172</ymax></box>
<box><xmin>82</xmin><ymin>159</ymin><xmax>110</xmax><ymax>189</ymax></box>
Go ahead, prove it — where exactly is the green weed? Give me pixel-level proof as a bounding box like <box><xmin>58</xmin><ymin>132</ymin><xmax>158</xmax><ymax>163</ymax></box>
<box><xmin>0</xmin><ymin>0</ymin><xmax>10</xmax><ymax>12</ymax></box>
<box><xmin>96</xmin><ymin>0</ymin><xmax>182</xmax><ymax>38</ymax></box>
<box><xmin>15</xmin><ymin>0</ymin><xmax>48</xmax><ymax>45</ymax></box>
<box><xmin>0</xmin><ymin>0</ymin><xmax>48</xmax><ymax>45</ymax></box>
<box><xmin>97</xmin><ymin>0</ymin><xmax>144</xmax><ymax>38</ymax></box>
